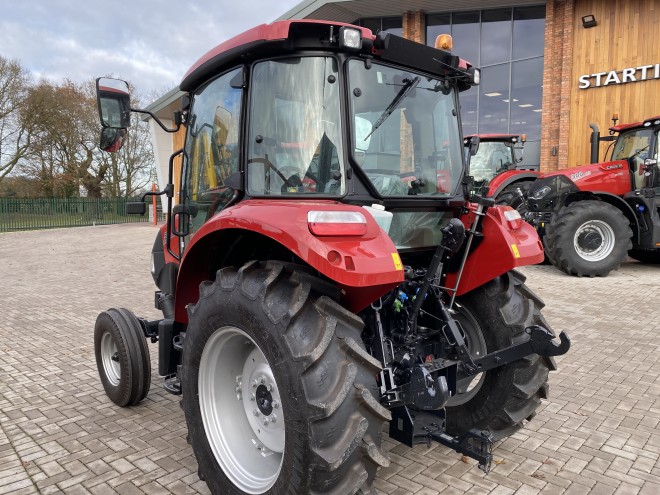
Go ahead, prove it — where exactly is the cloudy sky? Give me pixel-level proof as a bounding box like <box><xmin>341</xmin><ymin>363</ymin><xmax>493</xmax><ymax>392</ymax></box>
<box><xmin>0</xmin><ymin>0</ymin><xmax>302</xmax><ymax>100</ymax></box>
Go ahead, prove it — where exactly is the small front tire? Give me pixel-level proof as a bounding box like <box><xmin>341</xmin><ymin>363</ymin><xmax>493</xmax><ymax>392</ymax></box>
<box><xmin>94</xmin><ymin>308</ymin><xmax>151</xmax><ymax>407</ymax></box>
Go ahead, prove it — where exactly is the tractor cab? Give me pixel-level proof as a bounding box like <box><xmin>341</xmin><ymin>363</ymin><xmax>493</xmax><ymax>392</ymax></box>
<box><xmin>464</xmin><ymin>134</ymin><xmax>524</xmax><ymax>196</ymax></box>
<box><xmin>608</xmin><ymin>117</ymin><xmax>660</xmax><ymax>191</ymax></box>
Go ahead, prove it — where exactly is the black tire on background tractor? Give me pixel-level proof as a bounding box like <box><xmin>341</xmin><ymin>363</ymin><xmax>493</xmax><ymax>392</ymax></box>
<box><xmin>495</xmin><ymin>180</ymin><xmax>534</xmax><ymax>214</ymax></box>
<box><xmin>94</xmin><ymin>308</ymin><xmax>151</xmax><ymax>407</ymax></box>
<box><xmin>181</xmin><ymin>261</ymin><xmax>391</xmax><ymax>495</ymax></box>
<box><xmin>628</xmin><ymin>249</ymin><xmax>660</xmax><ymax>264</ymax></box>
<box><xmin>445</xmin><ymin>271</ymin><xmax>555</xmax><ymax>441</ymax></box>
<box><xmin>544</xmin><ymin>200</ymin><xmax>632</xmax><ymax>277</ymax></box>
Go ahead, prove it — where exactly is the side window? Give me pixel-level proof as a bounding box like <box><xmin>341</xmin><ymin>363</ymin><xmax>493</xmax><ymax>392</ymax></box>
<box><xmin>182</xmin><ymin>68</ymin><xmax>243</xmax><ymax>234</ymax></box>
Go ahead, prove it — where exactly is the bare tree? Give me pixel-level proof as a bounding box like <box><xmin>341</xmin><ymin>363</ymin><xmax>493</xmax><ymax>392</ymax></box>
<box><xmin>20</xmin><ymin>79</ymin><xmax>104</xmax><ymax>197</ymax></box>
<box><xmin>0</xmin><ymin>56</ymin><xmax>32</xmax><ymax>182</ymax></box>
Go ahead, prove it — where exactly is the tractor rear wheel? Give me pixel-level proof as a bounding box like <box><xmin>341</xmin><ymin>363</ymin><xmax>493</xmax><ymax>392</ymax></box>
<box><xmin>545</xmin><ymin>200</ymin><xmax>632</xmax><ymax>277</ymax></box>
<box><xmin>628</xmin><ymin>249</ymin><xmax>660</xmax><ymax>264</ymax></box>
<box><xmin>445</xmin><ymin>271</ymin><xmax>555</xmax><ymax>441</ymax></box>
<box><xmin>94</xmin><ymin>308</ymin><xmax>151</xmax><ymax>407</ymax></box>
<box><xmin>181</xmin><ymin>261</ymin><xmax>390</xmax><ymax>495</ymax></box>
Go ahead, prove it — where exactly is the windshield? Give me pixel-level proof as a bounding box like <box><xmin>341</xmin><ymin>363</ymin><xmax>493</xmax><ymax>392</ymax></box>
<box><xmin>248</xmin><ymin>57</ymin><xmax>345</xmax><ymax>195</ymax></box>
<box><xmin>611</xmin><ymin>128</ymin><xmax>654</xmax><ymax>161</ymax></box>
<box><xmin>348</xmin><ymin>60</ymin><xmax>464</xmax><ymax>198</ymax></box>
<box><xmin>468</xmin><ymin>141</ymin><xmax>516</xmax><ymax>183</ymax></box>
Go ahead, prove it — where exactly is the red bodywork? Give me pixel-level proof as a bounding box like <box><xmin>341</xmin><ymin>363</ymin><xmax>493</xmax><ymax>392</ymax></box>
<box><xmin>486</xmin><ymin>169</ymin><xmax>541</xmax><ymax>197</ymax></box>
<box><xmin>445</xmin><ymin>205</ymin><xmax>544</xmax><ymax>296</ymax></box>
<box><xmin>539</xmin><ymin>160</ymin><xmax>631</xmax><ymax>195</ymax></box>
<box><xmin>172</xmin><ymin>200</ymin><xmax>405</xmax><ymax>322</ymax></box>
<box><xmin>166</xmin><ymin>200</ymin><xmax>542</xmax><ymax>322</ymax></box>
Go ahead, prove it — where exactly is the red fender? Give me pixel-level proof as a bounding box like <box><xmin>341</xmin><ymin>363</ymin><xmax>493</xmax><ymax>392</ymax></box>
<box><xmin>174</xmin><ymin>199</ymin><xmax>404</xmax><ymax>321</ymax></box>
<box><xmin>445</xmin><ymin>205</ymin><xmax>544</xmax><ymax>296</ymax></box>
<box><xmin>486</xmin><ymin>170</ymin><xmax>540</xmax><ymax>198</ymax></box>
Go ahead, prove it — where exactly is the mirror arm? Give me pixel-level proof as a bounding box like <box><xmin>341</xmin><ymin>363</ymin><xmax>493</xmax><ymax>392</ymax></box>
<box><xmin>131</xmin><ymin>108</ymin><xmax>182</xmax><ymax>133</ymax></box>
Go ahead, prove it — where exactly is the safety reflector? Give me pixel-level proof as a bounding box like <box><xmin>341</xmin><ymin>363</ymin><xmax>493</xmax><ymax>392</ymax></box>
<box><xmin>503</xmin><ymin>208</ymin><xmax>524</xmax><ymax>230</ymax></box>
<box><xmin>308</xmin><ymin>210</ymin><xmax>367</xmax><ymax>236</ymax></box>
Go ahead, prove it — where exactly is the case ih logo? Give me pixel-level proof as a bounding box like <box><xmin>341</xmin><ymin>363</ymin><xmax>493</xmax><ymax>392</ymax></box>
<box><xmin>578</xmin><ymin>64</ymin><xmax>660</xmax><ymax>89</ymax></box>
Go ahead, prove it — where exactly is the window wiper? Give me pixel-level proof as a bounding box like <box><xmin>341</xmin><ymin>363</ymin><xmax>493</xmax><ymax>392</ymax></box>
<box><xmin>365</xmin><ymin>76</ymin><xmax>420</xmax><ymax>139</ymax></box>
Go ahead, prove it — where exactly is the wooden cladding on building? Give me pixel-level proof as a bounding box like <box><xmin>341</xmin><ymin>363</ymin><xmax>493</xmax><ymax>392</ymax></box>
<box><xmin>568</xmin><ymin>0</ymin><xmax>660</xmax><ymax>166</ymax></box>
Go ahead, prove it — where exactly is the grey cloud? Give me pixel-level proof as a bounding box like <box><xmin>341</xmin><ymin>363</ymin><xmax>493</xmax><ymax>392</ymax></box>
<box><xmin>0</xmin><ymin>0</ymin><xmax>301</xmax><ymax>99</ymax></box>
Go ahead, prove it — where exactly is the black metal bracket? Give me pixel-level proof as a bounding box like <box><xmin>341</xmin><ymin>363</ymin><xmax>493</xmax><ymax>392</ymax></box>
<box><xmin>456</xmin><ymin>326</ymin><xmax>571</xmax><ymax>380</ymax></box>
<box><xmin>138</xmin><ymin>318</ymin><xmax>160</xmax><ymax>344</ymax></box>
<box><xmin>389</xmin><ymin>406</ymin><xmax>493</xmax><ymax>472</ymax></box>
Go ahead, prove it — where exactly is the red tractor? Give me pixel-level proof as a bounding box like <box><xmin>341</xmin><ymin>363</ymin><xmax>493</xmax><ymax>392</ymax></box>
<box><xmin>464</xmin><ymin>134</ymin><xmax>539</xmax><ymax>209</ymax></box>
<box><xmin>527</xmin><ymin>115</ymin><xmax>660</xmax><ymax>276</ymax></box>
<box><xmin>93</xmin><ymin>21</ymin><xmax>569</xmax><ymax>495</ymax></box>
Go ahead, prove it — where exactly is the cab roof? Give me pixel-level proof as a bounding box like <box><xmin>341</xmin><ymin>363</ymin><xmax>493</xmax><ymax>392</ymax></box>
<box><xmin>610</xmin><ymin>115</ymin><xmax>660</xmax><ymax>133</ymax></box>
<box><xmin>181</xmin><ymin>20</ymin><xmax>374</xmax><ymax>91</ymax></box>
<box><xmin>180</xmin><ymin>19</ymin><xmax>475</xmax><ymax>93</ymax></box>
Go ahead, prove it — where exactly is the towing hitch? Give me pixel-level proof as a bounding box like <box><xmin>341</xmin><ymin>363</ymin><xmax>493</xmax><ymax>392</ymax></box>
<box><xmin>457</xmin><ymin>325</ymin><xmax>570</xmax><ymax>379</ymax></box>
<box><xmin>389</xmin><ymin>406</ymin><xmax>494</xmax><ymax>472</ymax></box>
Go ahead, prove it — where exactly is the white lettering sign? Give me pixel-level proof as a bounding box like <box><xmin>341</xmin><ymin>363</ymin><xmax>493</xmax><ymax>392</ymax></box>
<box><xmin>578</xmin><ymin>64</ymin><xmax>660</xmax><ymax>89</ymax></box>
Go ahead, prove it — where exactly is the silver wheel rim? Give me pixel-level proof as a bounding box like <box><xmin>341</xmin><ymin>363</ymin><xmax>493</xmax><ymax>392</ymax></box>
<box><xmin>100</xmin><ymin>332</ymin><xmax>121</xmax><ymax>386</ymax></box>
<box><xmin>573</xmin><ymin>220</ymin><xmax>616</xmax><ymax>262</ymax></box>
<box><xmin>447</xmin><ymin>304</ymin><xmax>487</xmax><ymax>407</ymax></box>
<box><xmin>199</xmin><ymin>327</ymin><xmax>284</xmax><ymax>494</ymax></box>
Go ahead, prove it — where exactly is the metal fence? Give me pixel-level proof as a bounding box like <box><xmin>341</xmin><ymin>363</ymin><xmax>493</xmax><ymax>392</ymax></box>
<box><xmin>0</xmin><ymin>197</ymin><xmax>162</xmax><ymax>233</ymax></box>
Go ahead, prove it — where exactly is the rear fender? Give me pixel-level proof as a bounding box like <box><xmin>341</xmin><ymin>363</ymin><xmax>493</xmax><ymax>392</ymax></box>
<box><xmin>487</xmin><ymin>171</ymin><xmax>541</xmax><ymax>198</ymax></box>
<box><xmin>174</xmin><ymin>199</ymin><xmax>404</xmax><ymax>322</ymax></box>
<box><xmin>445</xmin><ymin>205</ymin><xmax>544</xmax><ymax>296</ymax></box>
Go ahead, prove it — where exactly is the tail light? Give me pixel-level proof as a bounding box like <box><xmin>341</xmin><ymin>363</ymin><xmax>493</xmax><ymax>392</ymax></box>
<box><xmin>308</xmin><ymin>211</ymin><xmax>367</xmax><ymax>236</ymax></box>
<box><xmin>503</xmin><ymin>208</ymin><xmax>524</xmax><ymax>230</ymax></box>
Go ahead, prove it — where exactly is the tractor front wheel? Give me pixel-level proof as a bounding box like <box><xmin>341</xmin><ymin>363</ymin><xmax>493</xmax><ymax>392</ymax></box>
<box><xmin>545</xmin><ymin>200</ymin><xmax>632</xmax><ymax>277</ymax></box>
<box><xmin>94</xmin><ymin>308</ymin><xmax>151</xmax><ymax>407</ymax></box>
<box><xmin>445</xmin><ymin>271</ymin><xmax>555</xmax><ymax>441</ymax></box>
<box><xmin>181</xmin><ymin>261</ymin><xmax>390</xmax><ymax>495</ymax></box>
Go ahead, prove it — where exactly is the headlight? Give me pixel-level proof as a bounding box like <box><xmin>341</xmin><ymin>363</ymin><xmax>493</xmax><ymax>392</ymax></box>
<box><xmin>339</xmin><ymin>27</ymin><xmax>362</xmax><ymax>50</ymax></box>
<box><xmin>529</xmin><ymin>185</ymin><xmax>551</xmax><ymax>200</ymax></box>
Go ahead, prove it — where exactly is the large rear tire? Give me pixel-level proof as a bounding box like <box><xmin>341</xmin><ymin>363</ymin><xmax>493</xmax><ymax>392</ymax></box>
<box><xmin>545</xmin><ymin>200</ymin><xmax>632</xmax><ymax>277</ymax></box>
<box><xmin>445</xmin><ymin>271</ymin><xmax>555</xmax><ymax>441</ymax></box>
<box><xmin>181</xmin><ymin>261</ymin><xmax>390</xmax><ymax>495</ymax></box>
<box><xmin>94</xmin><ymin>308</ymin><xmax>151</xmax><ymax>407</ymax></box>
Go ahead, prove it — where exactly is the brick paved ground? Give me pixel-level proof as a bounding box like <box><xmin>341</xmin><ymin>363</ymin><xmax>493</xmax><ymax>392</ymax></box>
<box><xmin>1</xmin><ymin>223</ymin><xmax>659</xmax><ymax>495</ymax></box>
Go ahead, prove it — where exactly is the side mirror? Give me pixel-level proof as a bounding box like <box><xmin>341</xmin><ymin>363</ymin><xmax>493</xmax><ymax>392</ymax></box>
<box><xmin>126</xmin><ymin>202</ymin><xmax>146</xmax><ymax>215</ymax></box>
<box><xmin>96</xmin><ymin>77</ymin><xmax>131</xmax><ymax>129</ymax></box>
<box><xmin>99</xmin><ymin>128</ymin><xmax>126</xmax><ymax>153</ymax></box>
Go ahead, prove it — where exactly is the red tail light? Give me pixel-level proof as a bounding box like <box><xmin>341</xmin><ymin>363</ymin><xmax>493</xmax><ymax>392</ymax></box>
<box><xmin>503</xmin><ymin>208</ymin><xmax>524</xmax><ymax>230</ymax></box>
<box><xmin>308</xmin><ymin>211</ymin><xmax>367</xmax><ymax>236</ymax></box>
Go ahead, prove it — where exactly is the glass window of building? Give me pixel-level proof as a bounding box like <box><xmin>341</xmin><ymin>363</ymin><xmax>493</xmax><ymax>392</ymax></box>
<box><xmin>357</xmin><ymin>17</ymin><xmax>402</xmax><ymax>37</ymax></box>
<box><xmin>425</xmin><ymin>6</ymin><xmax>545</xmax><ymax>165</ymax></box>
<box><xmin>481</xmin><ymin>9</ymin><xmax>512</xmax><ymax>66</ymax></box>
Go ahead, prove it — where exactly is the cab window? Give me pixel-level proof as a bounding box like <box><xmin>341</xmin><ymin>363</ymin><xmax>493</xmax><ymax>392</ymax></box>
<box><xmin>181</xmin><ymin>68</ymin><xmax>243</xmax><ymax>234</ymax></box>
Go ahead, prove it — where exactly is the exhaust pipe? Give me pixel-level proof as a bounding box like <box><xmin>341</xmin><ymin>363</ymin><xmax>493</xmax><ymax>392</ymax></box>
<box><xmin>589</xmin><ymin>123</ymin><xmax>600</xmax><ymax>164</ymax></box>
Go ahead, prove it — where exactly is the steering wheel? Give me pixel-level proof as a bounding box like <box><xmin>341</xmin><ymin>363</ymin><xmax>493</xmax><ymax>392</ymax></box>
<box><xmin>247</xmin><ymin>157</ymin><xmax>296</xmax><ymax>189</ymax></box>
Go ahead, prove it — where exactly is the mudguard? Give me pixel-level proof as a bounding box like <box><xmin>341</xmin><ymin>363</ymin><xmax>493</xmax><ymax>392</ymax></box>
<box><xmin>445</xmin><ymin>205</ymin><xmax>544</xmax><ymax>297</ymax></box>
<box><xmin>174</xmin><ymin>199</ymin><xmax>404</xmax><ymax>321</ymax></box>
<box><xmin>487</xmin><ymin>170</ymin><xmax>541</xmax><ymax>198</ymax></box>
